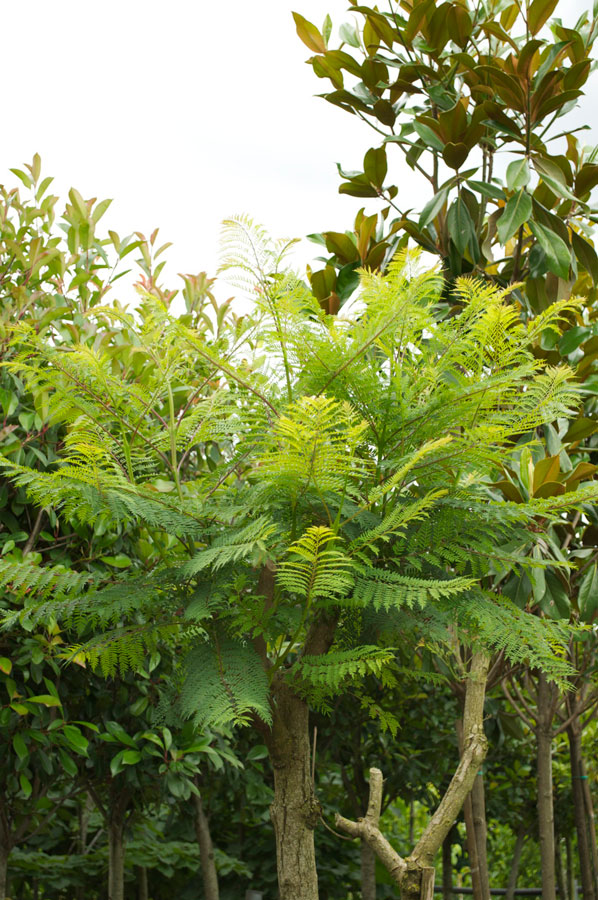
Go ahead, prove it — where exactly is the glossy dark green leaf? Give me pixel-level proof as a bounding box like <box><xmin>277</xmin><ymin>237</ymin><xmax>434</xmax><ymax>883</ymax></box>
<box><xmin>529</xmin><ymin>220</ymin><xmax>571</xmax><ymax>279</ymax></box>
<box><xmin>447</xmin><ymin>196</ymin><xmax>476</xmax><ymax>256</ymax></box>
<box><xmin>558</xmin><ymin>326</ymin><xmax>591</xmax><ymax>356</ymax></box>
<box><xmin>571</xmin><ymin>231</ymin><xmax>598</xmax><ymax>284</ymax></box>
<box><xmin>497</xmin><ymin>190</ymin><xmax>532</xmax><ymax>244</ymax></box>
<box><xmin>363</xmin><ymin>147</ymin><xmax>387</xmax><ymax>189</ymax></box>
<box><xmin>578</xmin><ymin>562</ymin><xmax>598</xmax><ymax>621</ymax></box>
<box><xmin>506</xmin><ymin>159</ymin><xmax>531</xmax><ymax>192</ymax></box>
<box><xmin>419</xmin><ymin>187</ymin><xmax>449</xmax><ymax>228</ymax></box>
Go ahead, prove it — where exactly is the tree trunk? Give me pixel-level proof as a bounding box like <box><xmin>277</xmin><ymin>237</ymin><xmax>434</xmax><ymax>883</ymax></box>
<box><xmin>137</xmin><ymin>866</ymin><xmax>149</xmax><ymax>900</ymax></box>
<box><xmin>336</xmin><ymin>653</ymin><xmax>489</xmax><ymax>900</ymax></box>
<box><xmin>505</xmin><ymin>824</ymin><xmax>525</xmax><ymax>900</ymax></box>
<box><xmin>581</xmin><ymin>756</ymin><xmax>598</xmax><ymax>896</ymax></box>
<box><xmin>536</xmin><ymin>673</ymin><xmax>557</xmax><ymax>900</ymax></box>
<box><xmin>0</xmin><ymin>841</ymin><xmax>8</xmax><ymax>900</ymax></box>
<box><xmin>193</xmin><ymin>789</ymin><xmax>219</xmax><ymax>900</ymax></box>
<box><xmin>568</xmin><ymin>723</ymin><xmax>595</xmax><ymax>900</ymax></box>
<box><xmin>442</xmin><ymin>832</ymin><xmax>453</xmax><ymax>900</ymax></box>
<box><xmin>565</xmin><ymin>832</ymin><xmax>576</xmax><ymax>900</ymax></box>
<box><xmin>361</xmin><ymin>841</ymin><xmax>376</xmax><ymax>900</ymax></box>
<box><xmin>471</xmin><ymin>772</ymin><xmax>490</xmax><ymax>900</ymax></box>
<box><xmin>457</xmin><ymin>725</ymin><xmax>483</xmax><ymax>900</ymax></box>
<box><xmin>108</xmin><ymin>792</ymin><xmax>128</xmax><ymax>900</ymax></box>
<box><xmin>266</xmin><ymin>682</ymin><xmax>320</xmax><ymax>900</ymax></box>
<box><xmin>556</xmin><ymin>837</ymin><xmax>568</xmax><ymax>900</ymax></box>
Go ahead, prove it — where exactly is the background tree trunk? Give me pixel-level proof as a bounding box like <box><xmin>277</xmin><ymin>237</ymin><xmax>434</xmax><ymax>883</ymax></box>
<box><xmin>581</xmin><ymin>758</ymin><xmax>598</xmax><ymax>894</ymax></box>
<box><xmin>505</xmin><ymin>825</ymin><xmax>525</xmax><ymax>900</ymax></box>
<box><xmin>0</xmin><ymin>841</ymin><xmax>8</xmax><ymax>900</ymax></box>
<box><xmin>361</xmin><ymin>841</ymin><xmax>376</xmax><ymax>900</ymax></box>
<box><xmin>108</xmin><ymin>790</ymin><xmax>129</xmax><ymax>900</ymax></box>
<box><xmin>556</xmin><ymin>836</ymin><xmax>567</xmax><ymax>900</ymax></box>
<box><xmin>568</xmin><ymin>723</ymin><xmax>595</xmax><ymax>900</ymax></box>
<box><xmin>536</xmin><ymin>673</ymin><xmax>557</xmax><ymax>900</ymax></box>
<box><xmin>137</xmin><ymin>866</ymin><xmax>149</xmax><ymax>900</ymax></box>
<box><xmin>471</xmin><ymin>773</ymin><xmax>490</xmax><ymax>900</ymax></box>
<box><xmin>193</xmin><ymin>789</ymin><xmax>219</xmax><ymax>900</ymax></box>
<box><xmin>442</xmin><ymin>831</ymin><xmax>453</xmax><ymax>900</ymax></box>
<box><xmin>266</xmin><ymin>682</ymin><xmax>320</xmax><ymax>900</ymax></box>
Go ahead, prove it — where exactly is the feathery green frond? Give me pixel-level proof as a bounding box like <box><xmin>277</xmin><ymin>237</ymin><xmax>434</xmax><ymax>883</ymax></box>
<box><xmin>277</xmin><ymin>526</ymin><xmax>355</xmax><ymax>603</ymax></box>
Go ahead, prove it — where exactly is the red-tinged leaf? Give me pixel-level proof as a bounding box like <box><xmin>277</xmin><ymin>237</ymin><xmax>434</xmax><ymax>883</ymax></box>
<box><xmin>0</xmin><ymin>657</ymin><xmax>12</xmax><ymax>675</ymax></box>
<box><xmin>292</xmin><ymin>12</ymin><xmax>326</xmax><ymax>52</ymax></box>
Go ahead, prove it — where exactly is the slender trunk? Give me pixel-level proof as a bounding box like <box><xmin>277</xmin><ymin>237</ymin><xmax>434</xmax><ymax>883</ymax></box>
<box><xmin>137</xmin><ymin>866</ymin><xmax>149</xmax><ymax>900</ymax></box>
<box><xmin>462</xmin><ymin>794</ymin><xmax>483</xmax><ymax>900</ymax></box>
<box><xmin>442</xmin><ymin>832</ymin><xmax>453</xmax><ymax>900</ymax></box>
<box><xmin>536</xmin><ymin>674</ymin><xmax>557</xmax><ymax>900</ymax></box>
<box><xmin>505</xmin><ymin>824</ymin><xmax>525</xmax><ymax>900</ymax></box>
<box><xmin>361</xmin><ymin>841</ymin><xmax>376</xmax><ymax>900</ymax></box>
<box><xmin>568</xmin><ymin>723</ymin><xmax>595</xmax><ymax>900</ymax></box>
<box><xmin>193</xmin><ymin>789</ymin><xmax>219</xmax><ymax>900</ymax></box>
<box><xmin>108</xmin><ymin>792</ymin><xmax>128</xmax><ymax>900</ymax></box>
<box><xmin>470</xmin><ymin>773</ymin><xmax>490</xmax><ymax>900</ymax></box>
<box><xmin>76</xmin><ymin>793</ymin><xmax>94</xmax><ymax>900</ymax></box>
<box><xmin>565</xmin><ymin>833</ymin><xmax>576</xmax><ymax>900</ymax></box>
<box><xmin>556</xmin><ymin>837</ymin><xmax>568</xmax><ymax>900</ymax></box>
<box><xmin>0</xmin><ymin>810</ymin><xmax>10</xmax><ymax>900</ymax></box>
<box><xmin>581</xmin><ymin>756</ymin><xmax>598</xmax><ymax>896</ymax></box>
<box><xmin>266</xmin><ymin>681</ymin><xmax>319</xmax><ymax>900</ymax></box>
<box><xmin>0</xmin><ymin>841</ymin><xmax>7</xmax><ymax>900</ymax></box>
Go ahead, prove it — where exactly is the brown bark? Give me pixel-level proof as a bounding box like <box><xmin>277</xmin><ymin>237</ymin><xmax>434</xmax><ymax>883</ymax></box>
<box><xmin>137</xmin><ymin>866</ymin><xmax>149</xmax><ymax>900</ymax></box>
<box><xmin>536</xmin><ymin>673</ymin><xmax>558</xmax><ymax>900</ymax></box>
<box><xmin>471</xmin><ymin>773</ymin><xmax>490</xmax><ymax>900</ymax></box>
<box><xmin>0</xmin><ymin>808</ymin><xmax>10</xmax><ymax>900</ymax></box>
<box><xmin>581</xmin><ymin>758</ymin><xmax>598</xmax><ymax>895</ymax></box>
<box><xmin>565</xmin><ymin>833</ymin><xmax>576</xmax><ymax>900</ymax></box>
<box><xmin>193</xmin><ymin>789</ymin><xmax>219</xmax><ymax>900</ymax></box>
<box><xmin>505</xmin><ymin>824</ymin><xmax>525</xmax><ymax>900</ymax></box>
<box><xmin>442</xmin><ymin>832</ymin><xmax>453</xmax><ymax>900</ymax></box>
<box><xmin>108</xmin><ymin>790</ymin><xmax>129</xmax><ymax>900</ymax></box>
<box><xmin>266</xmin><ymin>681</ymin><xmax>320</xmax><ymax>900</ymax></box>
<box><xmin>0</xmin><ymin>841</ymin><xmax>7</xmax><ymax>900</ymax></box>
<box><xmin>361</xmin><ymin>841</ymin><xmax>377</xmax><ymax>900</ymax></box>
<box><xmin>462</xmin><ymin>793</ymin><xmax>483</xmax><ymax>900</ymax></box>
<box><xmin>556</xmin><ymin>838</ymin><xmax>567</xmax><ymax>900</ymax></box>
<box><xmin>568</xmin><ymin>723</ymin><xmax>595</xmax><ymax>900</ymax></box>
<box><xmin>335</xmin><ymin>652</ymin><xmax>489</xmax><ymax>900</ymax></box>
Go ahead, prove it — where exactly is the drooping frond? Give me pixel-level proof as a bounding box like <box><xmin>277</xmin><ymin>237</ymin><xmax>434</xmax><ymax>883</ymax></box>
<box><xmin>294</xmin><ymin>646</ymin><xmax>396</xmax><ymax>696</ymax></box>
<box><xmin>182</xmin><ymin>516</ymin><xmax>279</xmax><ymax>576</ymax></box>
<box><xmin>350</xmin><ymin>568</ymin><xmax>476</xmax><ymax>611</ymax></box>
<box><xmin>453</xmin><ymin>592</ymin><xmax>573</xmax><ymax>683</ymax></box>
<box><xmin>177</xmin><ymin>635</ymin><xmax>272</xmax><ymax>728</ymax></box>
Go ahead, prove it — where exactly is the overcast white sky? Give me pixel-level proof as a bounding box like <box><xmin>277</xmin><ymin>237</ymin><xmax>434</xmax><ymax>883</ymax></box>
<box><xmin>1</xmin><ymin>0</ymin><xmax>597</xmax><ymax>301</ymax></box>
